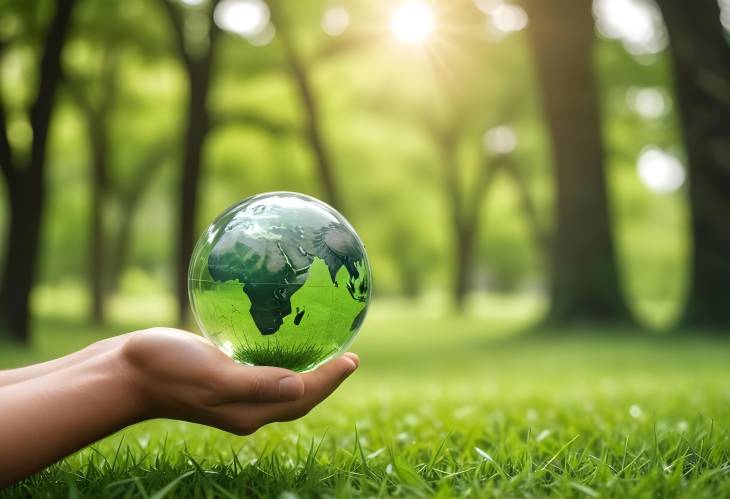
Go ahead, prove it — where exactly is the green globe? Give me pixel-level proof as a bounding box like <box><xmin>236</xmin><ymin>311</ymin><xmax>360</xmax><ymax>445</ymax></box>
<box><xmin>188</xmin><ymin>192</ymin><xmax>371</xmax><ymax>372</ymax></box>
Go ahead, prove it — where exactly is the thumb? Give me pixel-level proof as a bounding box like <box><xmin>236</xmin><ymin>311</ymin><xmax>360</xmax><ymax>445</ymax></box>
<box><xmin>214</xmin><ymin>364</ymin><xmax>305</xmax><ymax>403</ymax></box>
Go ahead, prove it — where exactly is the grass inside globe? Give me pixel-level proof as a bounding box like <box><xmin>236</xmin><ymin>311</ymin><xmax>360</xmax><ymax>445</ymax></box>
<box><xmin>188</xmin><ymin>192</ymin><xmax>371</xmax><ymax>372</ymax></box>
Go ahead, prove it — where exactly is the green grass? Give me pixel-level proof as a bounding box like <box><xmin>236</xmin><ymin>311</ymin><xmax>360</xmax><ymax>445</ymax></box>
<box><xmin>2</xmin><ymin>294</ymin><xmax>730</xmax><ymax>497</ymax></box>
<box><xmin>232</xmin><ymin>338</ymin><xmax>329</xmax><ymax>371</ymax></box>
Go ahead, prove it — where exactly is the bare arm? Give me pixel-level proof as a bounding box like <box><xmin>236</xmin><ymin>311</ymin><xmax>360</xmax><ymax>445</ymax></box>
<box><xmin>0</xmin><ymin>334</ymin><xmax>130</xmax><ymax>387</ymax></box>
<box><xmin>0</xmin><ymin>328</ymin><xmax>358</xmax><ymax>487</ymax></box>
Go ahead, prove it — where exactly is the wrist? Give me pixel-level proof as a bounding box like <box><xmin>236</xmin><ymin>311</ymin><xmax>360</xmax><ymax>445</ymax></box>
<box><xmin>110</xmin><ymin>342</ymin><xmax>151</xmax><ymax>423</ymax></box>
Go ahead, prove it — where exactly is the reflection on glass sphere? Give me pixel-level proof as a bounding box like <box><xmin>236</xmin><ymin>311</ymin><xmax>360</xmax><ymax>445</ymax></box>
<box><xmin>189</xmin><ymin>192</ymin><xmax>371</xmax><ymax>372</ymax></box>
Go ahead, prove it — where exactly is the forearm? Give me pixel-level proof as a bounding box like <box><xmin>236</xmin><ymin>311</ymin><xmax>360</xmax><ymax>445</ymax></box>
<box><xmin>0</xmin><ymin>335</ymin><xmax>128</xmax><ymax>387</ymax></box>
<box><xmin>0</xmin><ymin>349</ymin><xmax>144</xmax><ymax>487</ymax></box>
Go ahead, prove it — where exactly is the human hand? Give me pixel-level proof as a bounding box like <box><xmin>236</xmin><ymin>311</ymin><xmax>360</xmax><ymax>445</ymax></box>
<box><xmin>0</xmin><ymin>327</ymin><xmax>358</xmax><ymax>486</ymax></box>
<box><xmin>119</xmin><ymin>327</ymin><xmax>359</xmax><ymax>434</ymax></box>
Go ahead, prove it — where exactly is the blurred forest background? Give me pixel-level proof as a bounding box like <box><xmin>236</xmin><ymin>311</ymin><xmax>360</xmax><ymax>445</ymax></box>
<box><xmin>0</xmin><ymin>0</ymin><xmax>729</xmax><ymax>343</ymax></box>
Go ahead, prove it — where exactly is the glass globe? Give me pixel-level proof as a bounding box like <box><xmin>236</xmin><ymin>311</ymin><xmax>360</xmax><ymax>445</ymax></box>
<box><xmin>188</xmin><ymin>192</ymin><xmax>371</xmax><ymax>372</ymax></box>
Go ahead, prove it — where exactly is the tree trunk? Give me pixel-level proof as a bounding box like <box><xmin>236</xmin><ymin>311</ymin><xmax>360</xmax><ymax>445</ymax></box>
<box><xmin>436</xmin><ymin>132</ymin><xmax>468</xmax><ymax>311</ymax></box>
<box><xmin>437</xmin><ymin>130</ymin><xmax>484</xmax><ymax>312</ymax></box>
<box><xmin>0</xmin><ymin>181</ymin><xmax>44</xmax><ymax>341</ymax></box>
<box><xmin>176</xmin><ymin>67</ymin><xmax>212</xmax><ymax>326</ymax></box>
<box><xmin>524</xmin><ymin>0</ymin><xmax>633</xmax><ymax>325</ymax></box>
<box><xmin>87</xmin><ymin>123</ymin><xmax>107</xmax><ymax>323</ymax></box>
<box><xmin>502</xmin><ymin>159</ymin><xmax>550</xmax><ymax>259</ymax></box>
<box><xmin>656</xmin><ymin>0</ymin><xmax>730</xmax><ymax>329</ymax></box>
<box><xmin>158</xmin><ymin>0</ymin><xmax>220</xmax><ymax>326</ymax></box>
<box><xmin>453</xmin><ymin>224</ymin><xmax>475</xmax><ymax>311</ymax></box>
<box><xmin>288</xmin><ymin>59</ymin><xmax>341</xmax><ymax>211</ymax></box>
<box><xmin>275</xmin><ymin>7</ymin><xmax>342</xmax><ymax>211</ymax></box>
<box><xmin>0</xmin><ymin>0</ymin><xmax>76</xmax><ymax>342</ymax></box>
<box><xmin>401</xmin><ymin>265</ymin><xmax>422</xmax><ymax>299</ymax></box>
<box><xmin>106</xmin><ymin>144</ymin><xmax>168</xmax><ymax>294</ymax></box>
<box><xmin>107</xmin><ymin>206</ymin><xmax>133</xmax><ymax>295</ymax></box>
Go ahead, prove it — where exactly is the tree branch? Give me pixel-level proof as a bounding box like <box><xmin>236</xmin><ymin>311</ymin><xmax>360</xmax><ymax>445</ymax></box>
<box><xmin>65</xmin><ymin>61</ymin><xmax>120</xmax><ymax>192</ymax></box>
<box><xmin>28</xmin><ymin>0</ymin><xmax>76</xmax><ymax>176</ymax></box>
<box><xmin>211</xmin><ymin>110</ymin><xmax>295</xmax><ymax>136</ymax></box>
<box><xmin>0</xmin><ymin>97</ymin><xmax>14</xmax><ymax>185</ymax></box>
<box><xmin>432</xmin><ymin>127</ymin><xmax>465</xmax><ymax>236</ymax></box>
<box><xmin>502</xmin><ymin>158</ymin><xmax>551</xmax><ymax>256</ymax></box>
<box><xmin>465</xmin><ymin>155</ymin><xmax>504</xmax><ymax>234</ymax></box>
<box><xmin>207</xmin><ymin>0</ymin><xmax>223</xmax><ymax>52</ymax></box>
<box><xmin>118</xmin><ymin>140</ymin><xmax>171</xmax><ymax>207</ymax></box>
<box><xmin>64</xmin><ymin>74</ymin><xmax>96</xmax><ymax>121</ymax></box>
<box><xmin>271</xmin><ymin>1</ymin><xmax>343</xmax><ymax>210</ymax></box>
<box><xmin>157</xmin><ymin>0</ymin><xmax>192</xmax><ymax>71</ymax></box>
<box><xmin>0</xmin><ymin>27</ymin><xmax>15</xmax><ymax>144</ymax></box>
<box><xmin>97</xmin><ymin>49</ymin><xmax>120</xmax><ymax>119</ymax></box>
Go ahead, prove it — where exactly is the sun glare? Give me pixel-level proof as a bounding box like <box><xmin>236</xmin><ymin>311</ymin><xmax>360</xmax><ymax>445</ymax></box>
<box><xmin>390</xmin><ymin>2</ymin><xmax>435</xmax><ymax>44</ymax></box>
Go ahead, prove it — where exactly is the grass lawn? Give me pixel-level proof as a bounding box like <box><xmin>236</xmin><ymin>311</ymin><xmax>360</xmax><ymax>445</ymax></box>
<box><xmin>2</xmin><ymin>294</ymin><xmax>730</xmax><ymax>498</ymax></box>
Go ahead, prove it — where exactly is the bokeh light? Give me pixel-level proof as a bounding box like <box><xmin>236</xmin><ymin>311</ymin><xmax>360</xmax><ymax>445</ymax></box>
<box><xmin>474</xmin><ymin>0</ymin><xmax>503</xmax><ymax>14</ymax></box>
<box><xmin>483</xmin><ymin>125</ymin><xmax>517</xmax><ymax>155</ymax></box>
<box><xmin>490</xmin><ymin>4</ymin><xmax>528</xmax><ymax>33</ymax></box>
<box><xmin>637</xmin><ymin>147</ymin><xmax>685</xmax><ymax>193</ymax></box>
<box><xmin>593</xmin><ymin>0</ymin><xmax>667</xmax><ymax>56</ymax></box>
<box><xmin>321</xmin><ymin>5</ymin><xmax>349</xmax><ymax>37</ymax></box>
<box><xmin>249</xmin><ymin>22</ymin><xmax>275</xmax><ymax>46</ymax></box>
<box><xmin>626</xmin><ymin>86</ymin><xmax>669</xmax><ymax>119</ymax></box>
<box><xmin>390</xmin><ymin>2</ymin><xmax>435</xmax><ymax>44</ymax></box>
<box><xmin>213</xmin><ymin>0</ymin><xmax>270</xmax><ymax>39</ymax></box>
<box><xmin>720</xmin><ymin>0</ymin><xmax>730</xmax><ymax>32</ymax></box>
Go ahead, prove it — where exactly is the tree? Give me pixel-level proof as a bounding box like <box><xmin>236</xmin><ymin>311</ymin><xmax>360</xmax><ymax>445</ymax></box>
<box><xmin>159</xmin><ymin>0</ymin><xmax>294</xmax><ymax>324</ymax></box>
<box><xmin>158</xmin><ymin>0</ymin><xmax>222</xmax><ymax>325</ymax></box>
<box><xmin>431</xmin><ymin>124</ymin><xmax>503</xmax><ymax>310</ymax></box>
<box><xmin>66</xmin><ymin>66</ymin><xmax>170</xmax><ymax>320</ymax></box>
<box><xmin>105</xmin><ymin>144</ymin><xmax>171</xmax><ymax>295</ymax></box>
<box><xmin>64</xmin><ymin>0</ymin><xmax>175</xmax><ymax>322</ymax></box>
<box><xmin>270</xmin><ymin>3</ymin><xmax>343</xmax><ymax>212</ymax></box>
<box><xmin>523</xmin><ymin>0</ymin><xmax>634</xmax><ymax>325</ymax></box>
<box><xmin>0</xmin><ymin>0</ymin><xmax>77</xmax><ymax>341</ymax></box>
<box><xmin>358</xmin><ymin>0</ymin><xmax>545</xmax><ymax>310</ymax></box>
<box><xmin>65</xmin><ymin>51</ymin><xmax>117</xmax><ymax>323</ymax></box>
<box><xmin>655</xmin><ymin>0</ymin><xmax>730</xmax><ymax>329</ymax></box>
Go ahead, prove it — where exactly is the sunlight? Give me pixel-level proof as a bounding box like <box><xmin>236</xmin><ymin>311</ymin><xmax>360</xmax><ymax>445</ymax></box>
<box><xmin>390</xmin><ymin>2</ymin><xmax>435</xmax><ymax>44</ymax></box>
<box><xmin>213</xmin><ymin>0</ymin><xmax>270</xmax><ymax>39</ymax></box>
<box><xmin>637</xmin><ymin>147</ymin><xmax>685</xmax><ymax>194</ymax></box>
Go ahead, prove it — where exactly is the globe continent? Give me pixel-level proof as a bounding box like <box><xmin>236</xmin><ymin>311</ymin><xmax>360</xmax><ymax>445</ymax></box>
<box><xmin>188</xmin><ymin>192</ymin><xmax>371</xmax><ymax>372</ymax></box>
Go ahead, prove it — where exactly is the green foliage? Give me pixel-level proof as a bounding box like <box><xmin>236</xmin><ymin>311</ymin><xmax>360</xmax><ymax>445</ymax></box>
<box><xmin>0</xmin><ymin>0</ymin><xmax>693</xmax><ymax>321</ymax></box>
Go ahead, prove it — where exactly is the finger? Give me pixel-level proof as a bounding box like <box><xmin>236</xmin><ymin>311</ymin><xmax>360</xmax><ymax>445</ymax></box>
<box><xmin>213</xmin><ymin>364</ymin><xmax>305</xmax><ymax>403</ymax></box>
<box><xmin>299</xmin><ymin>353</ymin><xmax>359</xmax><ymax>406</ymax></box>
<box><xmin>243</xmin><ymin>353</ymin><xmax>359</xmax><ymax>423</ymax></box>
